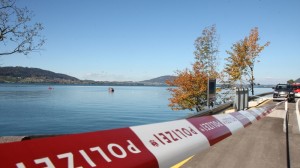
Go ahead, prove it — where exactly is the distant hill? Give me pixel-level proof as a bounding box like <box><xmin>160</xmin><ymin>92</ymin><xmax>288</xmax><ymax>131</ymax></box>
<box><xmin>0</xmin><ymin>66</ymin><xmax>176</xmax><ymax>86</ymax></box>
<box><xmin>295</xmin><ymin>78</ymin><xmax>300</xmax><ymax>83</ymax></box>
<box><xmin>0</xmin><ymin>66</ymin><xmax>79</xmax><ymax>84</ymax></box>
<box><xmin>140</xmin><ymin>75</ymin><xmax>176</xmax><ymax>85</ymax></box>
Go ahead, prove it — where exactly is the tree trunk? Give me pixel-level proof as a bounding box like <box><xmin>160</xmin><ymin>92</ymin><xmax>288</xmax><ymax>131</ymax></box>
<box><xmin>250</xmin><ymin>67</ymin><xmax>254</xmax><ymax>95</ymax></box>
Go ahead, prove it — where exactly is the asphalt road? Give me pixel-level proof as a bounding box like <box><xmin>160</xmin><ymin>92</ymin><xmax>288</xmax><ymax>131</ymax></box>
<box><xmin>182</xmin><ymin>99</ymin><xmax>300</xmax><ymax>168</ymax></box>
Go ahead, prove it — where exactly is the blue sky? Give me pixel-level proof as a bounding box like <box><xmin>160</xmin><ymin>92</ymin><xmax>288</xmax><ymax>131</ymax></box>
<box><xmin>1</xmin><ymin>0</ymin><xmax>299</xmax><ymax>84</ymax></box>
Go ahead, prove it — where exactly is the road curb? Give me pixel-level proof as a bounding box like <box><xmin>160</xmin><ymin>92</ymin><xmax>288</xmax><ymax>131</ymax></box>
<box><xmin>295</xmin><ymin>99</ymin><xmax>300</xmax><ymax>133</ymax></box>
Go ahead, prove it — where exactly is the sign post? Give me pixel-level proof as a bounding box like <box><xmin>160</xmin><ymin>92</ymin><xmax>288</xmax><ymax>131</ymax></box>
<box><xmin>207</xmin><ymin>79</ymin><xmax>216</xmax><ymax>108</ymax></box>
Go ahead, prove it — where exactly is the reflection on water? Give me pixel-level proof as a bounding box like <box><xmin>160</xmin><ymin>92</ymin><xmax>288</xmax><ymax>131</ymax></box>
<box><xmin>0</xmin><ymin>84</ymin><xmax>273</xmax><ymax>136</ymax></box>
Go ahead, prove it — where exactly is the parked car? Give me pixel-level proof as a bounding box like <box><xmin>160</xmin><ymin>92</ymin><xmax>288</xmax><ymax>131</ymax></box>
<box><xmin>273</xmin><ymin>84</ymin><xmax>295</xmax><ymax>102</ymax></box>
<box><xmin>292</xmin><ymin>83</ymin><xmax>300</xmax><ymax>98</ymax></box>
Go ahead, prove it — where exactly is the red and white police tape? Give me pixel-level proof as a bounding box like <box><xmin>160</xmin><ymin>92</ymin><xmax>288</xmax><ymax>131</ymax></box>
<box><xmin>0</xmin><ymin>104</ymin><xmax>277</xmax><ymax>168</ymax></box>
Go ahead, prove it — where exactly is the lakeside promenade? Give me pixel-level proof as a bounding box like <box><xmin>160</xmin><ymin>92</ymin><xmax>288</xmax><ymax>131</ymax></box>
<box><xmin>1</xmin><ymin>95</ymin><xmax>299</xmax><ymax>168</ymax></box>
<box><xmin>181</xmin><ymin>99</ymin><xmax>300</xmax><ymax>168</ymax></box>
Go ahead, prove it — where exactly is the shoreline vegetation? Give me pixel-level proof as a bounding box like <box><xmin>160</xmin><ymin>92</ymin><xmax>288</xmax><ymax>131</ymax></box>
<box><xmin>0</xmin><ymin>66</ymin><xmax>275</xmax><ymax>87</ymax></box>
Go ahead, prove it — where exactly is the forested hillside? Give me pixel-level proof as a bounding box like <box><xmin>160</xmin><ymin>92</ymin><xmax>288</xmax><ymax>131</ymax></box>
<box><xmin>0</xmin><ymin>66</ymin><xmax>79</xmax><ymax>83</ymax></box>
<box><xmin>140</xmin><ymin>75</ymin><xmax>176</xmax><ymax>85</ymax></box>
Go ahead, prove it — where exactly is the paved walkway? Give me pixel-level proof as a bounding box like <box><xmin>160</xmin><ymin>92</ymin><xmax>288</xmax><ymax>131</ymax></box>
<box><xmin>182</xmin><ymin>100</ymin><xmax>300</xmax><ymax>168</ymax></box>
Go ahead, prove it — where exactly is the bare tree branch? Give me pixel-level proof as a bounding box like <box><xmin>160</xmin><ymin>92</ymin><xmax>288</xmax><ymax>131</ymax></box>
<box><xmin>0</xmin><ymin>0</ymin><xmax>45</xmax><ymax>56</ymax></box>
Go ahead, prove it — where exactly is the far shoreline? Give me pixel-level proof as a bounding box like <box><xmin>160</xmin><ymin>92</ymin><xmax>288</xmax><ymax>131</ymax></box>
<box><xmin>0</xmin><ymin>82</ymin><xmax>275</xmax><ymax>88</ymax></box>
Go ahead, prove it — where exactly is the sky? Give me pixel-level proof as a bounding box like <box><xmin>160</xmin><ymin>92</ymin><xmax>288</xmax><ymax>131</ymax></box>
<box><xmin>1</xmin><ymin>0</ymin><xmax>299</xmax><ymax>84</ymax></box>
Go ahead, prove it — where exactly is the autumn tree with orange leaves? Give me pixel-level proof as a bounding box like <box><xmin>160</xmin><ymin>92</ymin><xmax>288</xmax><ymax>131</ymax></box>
<box><xmin>167</xmin><ymin>63</ymin><xmax>208</xmax><ymax>112</ymax></box>
<box><xmin>224</xmin><ymin>38</ymin><xmax>248</xmax><ymax>84</ymax></box>
<box><xmin>225</xmin><ymin>27</ymin><xmax>270</xmax><ymax>95</ymax></box>
<box><xmin>167</xmin><ymin>25</ymin><xmax>219</xmax><ymax>112</ymax></box>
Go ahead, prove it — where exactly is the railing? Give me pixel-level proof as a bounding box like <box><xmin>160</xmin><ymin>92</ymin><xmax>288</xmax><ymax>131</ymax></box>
<box><xmin>186</xmin><ymin>92</ymin><xmax>273</xmax><ymax>118</ymax></box>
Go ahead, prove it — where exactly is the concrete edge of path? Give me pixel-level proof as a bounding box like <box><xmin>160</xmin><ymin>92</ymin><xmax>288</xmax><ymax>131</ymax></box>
<box><xmin>295</xmin><ymin>99</ymin><xmax>300</xmax><ymax>133</ymax></box>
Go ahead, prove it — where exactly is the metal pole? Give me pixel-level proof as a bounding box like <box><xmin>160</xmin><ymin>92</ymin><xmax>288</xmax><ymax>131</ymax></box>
<box><xmin>245</xmin><ymin>88</ymin><xmax>249</xmax><ymax>109</ymax></box>
<box><xmin>242</xmin><ymin>88</ymin><xmax>245</xmax><ymax>110</ymax></box>
<box><xmin>237</xmin><ymin>88</ymin><xmax>240</xmax><ymax>111</ymax></box>
<box><xmin>285</xmin><ymin>105</ymin><xmax>290</xmax><ymax>168</ymax></box>
<box><xmin>207</xmin><ymin>77</ymin><xmax>209</xmax><ymax>109</ymax></box>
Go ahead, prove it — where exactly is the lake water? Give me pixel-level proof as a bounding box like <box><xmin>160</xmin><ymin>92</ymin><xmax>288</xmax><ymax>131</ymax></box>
<box><xmin>0</xmin><ymin>84</ymin><xmax>273</xmax><ymax>136</ymax></box>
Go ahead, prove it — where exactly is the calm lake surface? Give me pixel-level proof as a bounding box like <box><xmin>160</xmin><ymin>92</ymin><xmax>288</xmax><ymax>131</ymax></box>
<box><xmin>0</xmin><ymin>84</ymin><xmax>273</xmax><ymax>136</ymax></box>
